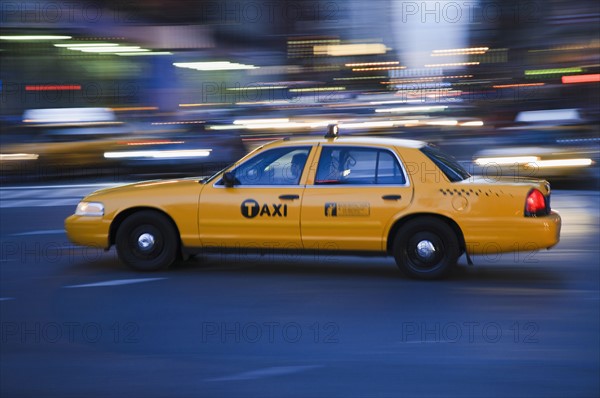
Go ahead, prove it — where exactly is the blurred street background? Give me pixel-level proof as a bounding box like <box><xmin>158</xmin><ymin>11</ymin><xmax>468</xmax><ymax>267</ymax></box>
<box><xmin>0</xmin><ymin>0</ymin><xmax>598</xmax><ymax>186</ymax></box>
<box><xmin>1</xmin><ymin>1</ymin><xmax>599</xmax><ymax>397</ymax></box>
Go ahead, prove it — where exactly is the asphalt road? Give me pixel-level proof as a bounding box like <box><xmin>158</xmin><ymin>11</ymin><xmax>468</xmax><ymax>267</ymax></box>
<box><xmin>0</xmin><ymin>184</ymin><xmax>598</xmax><ymax>398</ymax></box>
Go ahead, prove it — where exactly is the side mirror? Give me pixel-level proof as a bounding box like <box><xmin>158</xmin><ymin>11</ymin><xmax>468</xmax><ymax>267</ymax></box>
<box><xmin>222</xmin><ymin>172</ymin><xmax>236</xmax><ymax>187</ymax></box>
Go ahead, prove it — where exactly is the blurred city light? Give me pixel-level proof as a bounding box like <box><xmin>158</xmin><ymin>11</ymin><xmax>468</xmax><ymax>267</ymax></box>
<box><xmin>0</xmin><ymin>0</ymin><xmax>597</xmax><ymax>185</ymax></box>
<box><xmin>533</xmin><ymin>159</ymin><xmax>594</xmax><ymax>168</ymax></box>
<box><xmin>54</xmin><ymin>43</ymin><xmax>119</xmax><ymax>47</ymax></box>
<box><xmin>475</xmin><ymin>156</ymin><xmax>541</xmax><ymax>166</ymax></box>
<box><xmin>103</xmin><ymin>149</ymin><xmax>212</xmax><ymax>159</ymax></box>
<box><xmin>525</xmin><ymin>67</ymin><xmax>583</xmax><ymax>76</ymax></box>
<box><xmin>22</xmin><ymin>108</ymin><xmax>116</xmax><ymax>123</ymax></box>
<box><xmin>431</xmin><ymin>47</ymin><xmax>489</xmax><ymax>55</ymax></box>
<box><xmin>115</xmin><ymin>52</ymin><xmax>173</xmax><ymax>56</ymax></box>
<box><xmin>475</xmin><ymin>156</ymin><xmax>593</xmax><ymax>168</ymax></box>
<box><xmin>375</xmin><ymin>106</ymin><xmax>448</xmax><ymax>113</ymax></box>
<box><xmin>313</xmin><ymin>43</ymin><xmax>388</xmax><ymax>56</ymax></box>
<box><xmin>0</xmin><ymin>153</ymin><xmax>39</xmax><ymax>161</ymax></box>
<box><xmin>173</xmin><ymin>62</ymin><xmax>258</xmax><ymax>71</ymax></box>
<box><xmin>0</xmin><ymin>35</ymin><xmax>71</xmax><ymax>40</ymax></box>
<box><xmin>562</xmin><ymin>74</ymin><xmax>600</xmax><ymax>84</ymax></box>
<box><xmin>71</xmin><ymin>47</ymin><xmax>150</xmax><ymax>53</ymax></box>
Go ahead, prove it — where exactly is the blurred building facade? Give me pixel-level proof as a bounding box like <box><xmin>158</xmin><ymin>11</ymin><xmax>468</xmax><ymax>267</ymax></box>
<box><xmin>0</xmin><ymin>0</ymin><xmax>598</xmax><ymax>120</ymax></box>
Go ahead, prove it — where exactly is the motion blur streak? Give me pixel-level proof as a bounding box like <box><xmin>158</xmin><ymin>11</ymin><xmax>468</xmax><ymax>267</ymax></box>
<box><xmin>0</xmin><ymin>0</ymin><xmax>598</xmax><ymax>396</ymax></box>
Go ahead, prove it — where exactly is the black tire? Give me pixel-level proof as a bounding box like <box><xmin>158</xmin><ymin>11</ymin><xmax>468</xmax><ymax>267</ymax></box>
<box><xmin>392</xmin><ymin>217</ymin><xmax>460</xmax><ymax>280</ymax></box>
<box><xmin>115</xmin><ymin>210</ymin><xmax>179</xmax><ymax>271</ymax></box>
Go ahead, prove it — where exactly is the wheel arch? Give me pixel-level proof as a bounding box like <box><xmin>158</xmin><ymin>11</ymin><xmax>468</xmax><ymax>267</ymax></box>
<box><xmin>109</xmin><ymin>206</ymin><xmax>182</xmax><ymax>247</ymax></box>
<box><xmin>386</xmin><ymin>212</ymin><xmax>466</xmax><ymax>254</ymax></box>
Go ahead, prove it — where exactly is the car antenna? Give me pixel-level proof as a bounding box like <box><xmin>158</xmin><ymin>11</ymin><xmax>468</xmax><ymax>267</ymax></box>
<box><xmin>325</xmin><ymin>124</ymin><xmax>339</xmax><ymax>138</ymax></box>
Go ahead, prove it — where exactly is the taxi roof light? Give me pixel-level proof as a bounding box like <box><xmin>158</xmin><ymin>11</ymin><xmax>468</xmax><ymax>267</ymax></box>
<box><xmin>325</xmin><ymin>124</ymin><xmax>339</xmax><ymax>138</ymax></box>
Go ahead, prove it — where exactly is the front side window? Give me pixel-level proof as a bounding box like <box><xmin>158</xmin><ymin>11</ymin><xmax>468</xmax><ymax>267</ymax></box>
<box><xmin>315</xmin><ymin>146</ymin><xmax>406</xmax><ymax>185</ymax></box>
<box><xmin>219</xmin><ymin>146</ymin><xmax>311</xmax><ymax>186</ymax></box>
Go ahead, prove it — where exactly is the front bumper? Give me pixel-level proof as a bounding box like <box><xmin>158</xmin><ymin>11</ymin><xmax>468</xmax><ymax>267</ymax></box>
<box><xmin>65</xmin><ymin>215</ymin><xmax>111</xmax><ymax>249</ymax></box>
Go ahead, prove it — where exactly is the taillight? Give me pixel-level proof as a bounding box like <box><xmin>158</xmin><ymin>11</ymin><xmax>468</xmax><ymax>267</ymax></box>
<box><xmin>525</xmin><ymin>189</ymin><xmax>547</xmax><ymax>217</ymax></box>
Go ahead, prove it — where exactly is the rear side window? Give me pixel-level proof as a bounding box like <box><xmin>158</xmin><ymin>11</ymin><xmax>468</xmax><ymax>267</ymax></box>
<box><xmin>315</xmin><ymin>146</ymin><xmax>406</xmax><ymax>185</ymax></box>
<box><xmin>420</xmin><ymin>146</ymin><xmax>471</xmax><ymax>182</ymax></box>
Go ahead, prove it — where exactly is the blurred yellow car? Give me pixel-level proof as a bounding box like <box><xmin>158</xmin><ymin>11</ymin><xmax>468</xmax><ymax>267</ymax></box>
<box><xmin>65</xmin><ymin>127</ymin><xmax>561</xmax><ymax>279</ymax></box>
<box><xmin>0</xmin><ymin>108</ymin><xmax>129</xmax><ymax>179</ymax></box>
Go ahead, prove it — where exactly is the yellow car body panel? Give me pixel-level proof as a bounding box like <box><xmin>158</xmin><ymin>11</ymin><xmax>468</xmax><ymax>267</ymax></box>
<box><xmin>65</xmin><ymin>216</ymin><xmax>112</xmax><ymax>249</ymax></box>
<box><xmin>383</xmin><ymin>148</ymin><xmax>561</xmax><ymax>253</ymax></box>
<box><xmin>300</xmin><ymin>144</ymin><xmax>414</xmax><ymax>251</ymax></box>
<box><xmin>198</xmin><ymin>185</ymin><xmax>305</xmax><ymax>248</ymax></box>
<box><xmin>66</xmin><ymin>179</ymin><xmax>204</xmax><ymax>249</ymax></box>
<box><xmin>65</xmin><ymin>136</ymin><xmax>561</xmax><ymax>261</ymax></box>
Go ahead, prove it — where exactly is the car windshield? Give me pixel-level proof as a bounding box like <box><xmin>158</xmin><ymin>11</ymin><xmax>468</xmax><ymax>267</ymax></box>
<box><xmin>420</xmin><ymin>145</ymin><xmax>471</xmax><ymax>182</ymax></box>
<box><xmin>201</xmin><ymin>144</ymin><xmax>266</xmax><ymax>184</ymax></box>
<box><xmin>201</xmin><ymin>162</ymin><xmax>235</xmax><ymax>184</ymax></box>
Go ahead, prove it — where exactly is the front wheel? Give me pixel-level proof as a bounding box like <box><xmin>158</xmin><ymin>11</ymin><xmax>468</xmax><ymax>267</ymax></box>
<box><xmin>392</xmin><ymin>217</ymin><xmax>460</xmax><ymax>280</ymax></box>
<box><xmin>115</xmin><ymin>210</ymin><xmax>179</xmax><ymax>271</ymax></box>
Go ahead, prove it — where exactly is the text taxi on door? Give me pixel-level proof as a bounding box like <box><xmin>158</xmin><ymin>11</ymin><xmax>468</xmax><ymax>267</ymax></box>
<box><xmin>65</xmin><ymin>125</ymin><xmax>561</xmax><ymax>279</ymax></box>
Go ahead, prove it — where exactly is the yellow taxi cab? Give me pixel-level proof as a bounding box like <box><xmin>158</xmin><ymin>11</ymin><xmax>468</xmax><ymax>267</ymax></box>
<box><xmin>65</xmin><ymin>126</ymin><xmax>561</xmax><ymax>279</ymax></box>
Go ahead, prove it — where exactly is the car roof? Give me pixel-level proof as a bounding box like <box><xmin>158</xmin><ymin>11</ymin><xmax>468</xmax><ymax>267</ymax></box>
<box><xmin>275</xmin><ymin>135</ymin><xmax>427</xmax><ymax>149</ymax></box>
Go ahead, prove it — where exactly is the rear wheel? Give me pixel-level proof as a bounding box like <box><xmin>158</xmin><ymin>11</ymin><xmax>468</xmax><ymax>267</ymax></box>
<box><xmin>115</xmin><ymin>210</ymin><xmax>179</xmax><ymax>271</ymax></box>
<box><xmin>392</xmin><ymin>217</ymin><xmax>460</xmax><ymax>280</ymax></box>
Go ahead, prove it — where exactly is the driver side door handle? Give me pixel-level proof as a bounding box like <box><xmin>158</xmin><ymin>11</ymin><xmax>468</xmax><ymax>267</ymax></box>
<box><xmin>279</xmin><ymin>194</ymin><xmax>300</xmax><ymax>201</ymax></box>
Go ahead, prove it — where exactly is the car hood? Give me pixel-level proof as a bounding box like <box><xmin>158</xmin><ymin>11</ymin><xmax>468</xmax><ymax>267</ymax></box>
<box><xmin>86</xmin><ymin>177</ymin><xmax>203</xmax><ymax>198</ymax></box>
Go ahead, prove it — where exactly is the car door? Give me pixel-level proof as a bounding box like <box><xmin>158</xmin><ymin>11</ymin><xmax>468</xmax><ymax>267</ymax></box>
<box><xmin>198</xmin><ymin>145</ymin><xmax>314</xmax><ymax>250</ymax></box>
<box><xmin>301</xmin><ymin>145</ymin><xmax>413</xmax><ymax>251</ymax></box>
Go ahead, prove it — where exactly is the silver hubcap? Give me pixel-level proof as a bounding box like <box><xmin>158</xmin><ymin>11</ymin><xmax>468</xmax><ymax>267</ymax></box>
<box><xmin>137</xmin><ymin>233</ymin><xmax>155</xmax><ymax>250</ymax></box>
<box><xmin>416</xmin><ymin>240</ymin><xmax>436</xmax><ymax>260</ymax></box>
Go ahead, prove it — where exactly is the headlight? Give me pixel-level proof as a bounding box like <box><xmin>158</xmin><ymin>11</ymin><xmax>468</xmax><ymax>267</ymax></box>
<box><xmin>75</xmin><ymin>201</ymin><xmax>104</xmax><ymax>216</ymax></box>
<box><xmin>0</xmin><ymin>153</ymin><xmax>39</xmax><ymax>161</ymax></box>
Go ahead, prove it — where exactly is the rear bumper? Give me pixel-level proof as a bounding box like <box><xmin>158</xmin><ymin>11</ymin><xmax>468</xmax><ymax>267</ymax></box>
<box><xmin>464</xmin><ymin>211</ymin><xmax>561</xmax><ymax>254</ymax></box>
